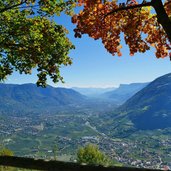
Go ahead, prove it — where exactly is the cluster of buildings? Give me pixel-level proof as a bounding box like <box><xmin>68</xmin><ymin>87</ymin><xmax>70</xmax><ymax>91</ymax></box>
<box><xmin>1</xmin><ymin>114</ymin><xmax>171</xmax><ymax>170</ymax></box>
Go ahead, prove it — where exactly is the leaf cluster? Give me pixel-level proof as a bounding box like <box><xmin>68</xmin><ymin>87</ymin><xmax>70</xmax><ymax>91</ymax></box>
<box><xmin>72</xmin><ymin>0</ymin><xmax>171</xmax><ymax>59</ymax></box>
<box><xmin>0</xmin><ymin>0</ymin><xmax>76</xmax><ymax>87</ymax></box>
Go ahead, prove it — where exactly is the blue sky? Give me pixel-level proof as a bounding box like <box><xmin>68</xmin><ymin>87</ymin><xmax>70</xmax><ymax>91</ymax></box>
<box><xmin>6</xmin><ymin>13</ymin><xmax>171</xmax><ymax>88</ymax></box>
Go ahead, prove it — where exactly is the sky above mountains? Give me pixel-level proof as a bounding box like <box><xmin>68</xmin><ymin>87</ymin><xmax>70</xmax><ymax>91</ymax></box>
<box><xmin>6</xmin><ymin>13</ymin><xmax>171</xmax><ymax>88</ymax></box>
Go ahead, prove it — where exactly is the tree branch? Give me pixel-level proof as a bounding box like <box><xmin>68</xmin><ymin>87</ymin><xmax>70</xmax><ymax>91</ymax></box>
<box><xmin>0</xmin><ymin>1</ymin><xmax>26</xmax><ymax>13</ymax></box>
<box><xmin>164</xmin><ymin>0</ymin><xmax>171</xmax><ymax>7</ymax></box>
<box><xmin>105</xmin><ymin>0</ymin><xmax>171</xmax><ymax>43</ymax></box>
<box><xmin>151</xmin><ymin>0</ymin><xmax>171</xmax><ymax>42</ymax></box>
<box><xmin>105</xmin><ymin>2</ymin><xmax>152</xmax><ymax>17</ymax></box>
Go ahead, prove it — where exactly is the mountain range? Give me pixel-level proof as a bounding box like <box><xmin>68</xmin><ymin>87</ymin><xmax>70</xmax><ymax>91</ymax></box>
<box><xmin>2</xmin><ymin>72</ymin><xmax>171</xmax><ymax>132</ymax></box>
<box><xmin>0</xmin><ymin>81</ymin><xmax>149</xmax><ymax>115</ymax></box>
<box><xmin>97</xmin><ymin>73</ymin><xmax>171</xmax><ymax>138</ymax></box>
<box><xmin>0</xmin><ymin>83</ymin><xmax>86</xmax><ymax>115</ymax></box>
<box><xmin>1</xmin><ymin>73</ymin><xmax>171</xmax><ymax>165</ymax></box>
<box><xmin>73</xmin><ymin>83</ymin><xmax>149</xmax><ymax>105</ymax></box>
<box><xmin>119</xmin><ymin>73</ymin><xmax>171</xmax><ymax>130</ymax></box>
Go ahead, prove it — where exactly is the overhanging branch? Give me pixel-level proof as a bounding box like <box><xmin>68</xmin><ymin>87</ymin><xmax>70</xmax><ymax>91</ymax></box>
<box><xmin>164</xmin><ymin>0</ymin><xmax>171</xmax><ymax>7</ymax></box>
<box><xmin>0</xmin><ymin>0</ymin><xmax>26</xmax><ymax>13</ymax></box>
<box><xmin>105</xmin><ymin>2</ymin><xmax>152</xmax><ymax>17</ymax></box>
<box><xmin>105</xmin><ymin>0</ymin><xmax>171</xmax><ymax>43</ymax></box>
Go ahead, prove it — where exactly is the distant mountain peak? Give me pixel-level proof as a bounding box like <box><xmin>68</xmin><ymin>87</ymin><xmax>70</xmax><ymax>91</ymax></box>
<box><xmin>102</xmin><ymin>82</ymin><xmax>149</xmax><ymax>105</ymax></box>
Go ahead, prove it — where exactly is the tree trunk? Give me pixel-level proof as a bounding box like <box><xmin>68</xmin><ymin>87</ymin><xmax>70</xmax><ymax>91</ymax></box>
<box><xmin>151</xmin><ymin>0</ymin><xmax>171</xmax><ymax>43</ymax></box>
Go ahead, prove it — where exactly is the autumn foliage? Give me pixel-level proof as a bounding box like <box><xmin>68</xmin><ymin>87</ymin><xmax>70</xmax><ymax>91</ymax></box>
<box><xmin>72</xmin><ymin>0</ymin><xmax>171</xmax><ymax>58</ymax></box>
